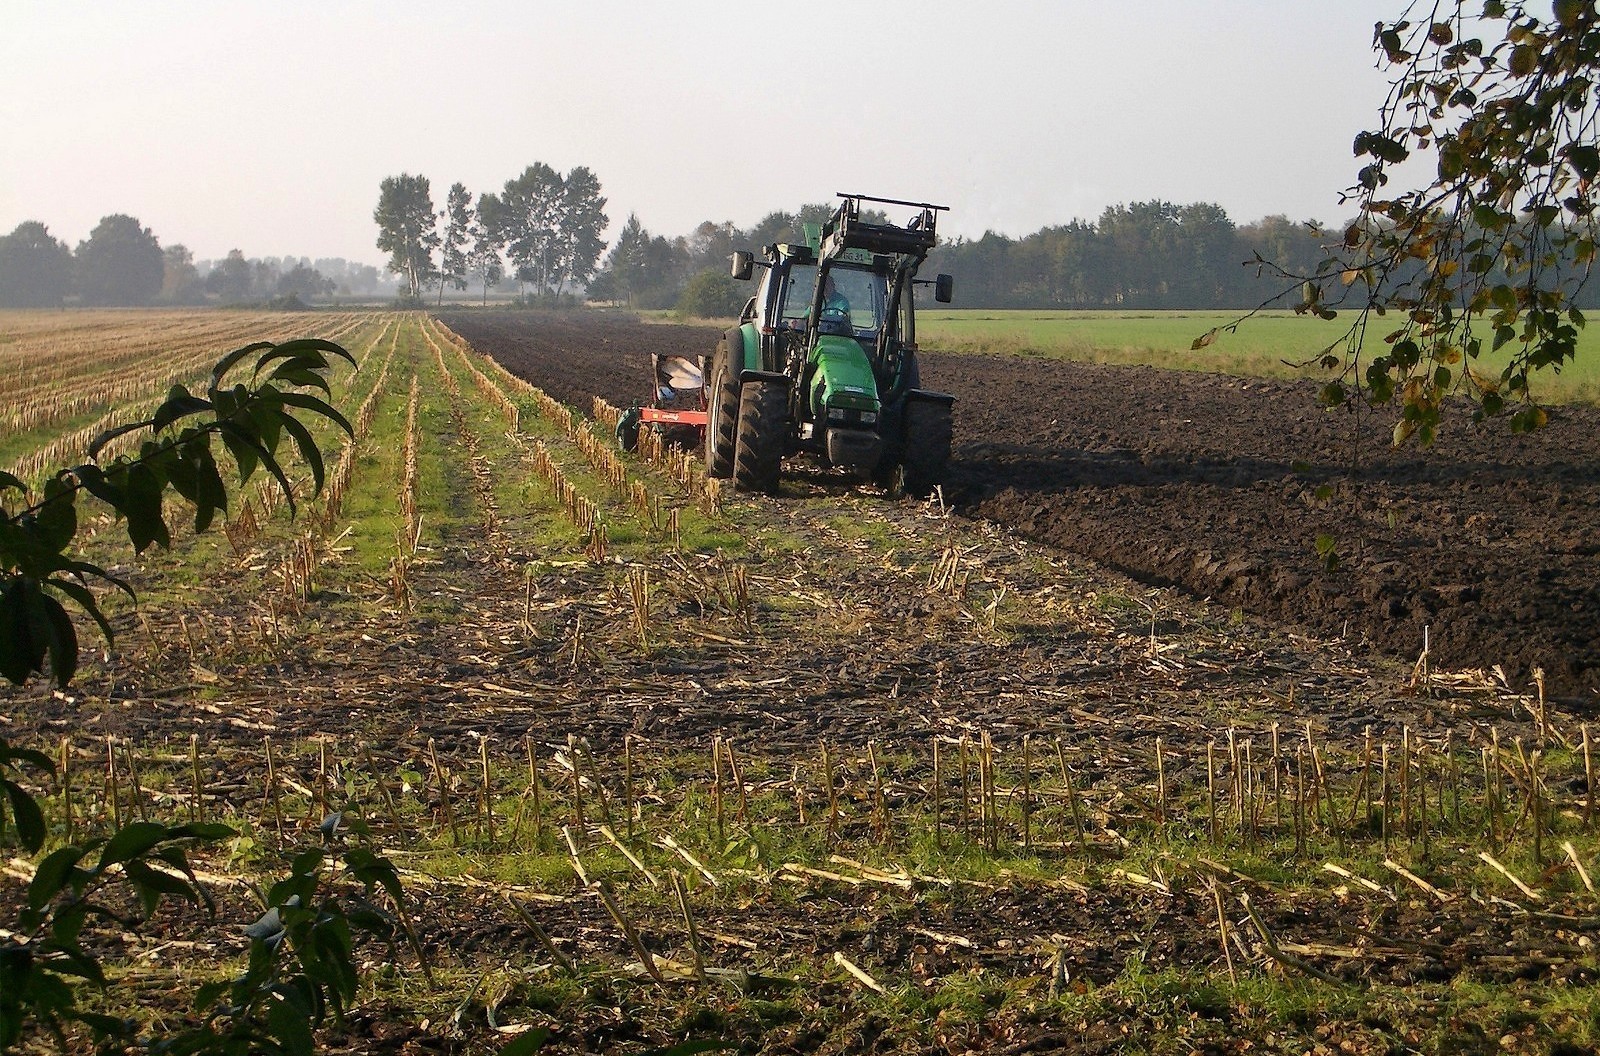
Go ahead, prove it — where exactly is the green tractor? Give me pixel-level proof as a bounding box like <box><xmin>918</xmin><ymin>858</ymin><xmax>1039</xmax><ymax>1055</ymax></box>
<box><xmin>705</xmin><ymin>193</ymin><xmax>955</xmax><ymax>495</ymax></box>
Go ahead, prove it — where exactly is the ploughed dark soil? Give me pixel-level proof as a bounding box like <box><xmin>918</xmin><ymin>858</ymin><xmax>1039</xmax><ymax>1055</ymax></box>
<box><xmin>441</xmin><ymin>310</ymin><xmax>1600</xmax><ymax>702</ymax></box>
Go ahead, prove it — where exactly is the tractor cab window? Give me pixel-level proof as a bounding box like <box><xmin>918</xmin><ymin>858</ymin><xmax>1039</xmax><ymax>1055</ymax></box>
<box><xmin>779</xmin><ymin>265</ymin><xmax>817</xmax><ymax>325</ymax></box>
<box><xmin>826</xmin><ymin>267</ymin><xmax>887</xmax><ymax>333</ymax></box>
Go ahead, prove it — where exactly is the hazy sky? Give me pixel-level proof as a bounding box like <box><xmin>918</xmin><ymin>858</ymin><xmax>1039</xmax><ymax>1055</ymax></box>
<box><xmin>2</xmin><ymin>1</ymin><xmax>1406</xmax><ymax>266</ymax></box>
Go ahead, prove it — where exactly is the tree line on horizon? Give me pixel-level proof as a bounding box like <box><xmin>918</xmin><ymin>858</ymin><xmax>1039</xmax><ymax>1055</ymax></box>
<box><xmin>585</xmin><ymin>202</ymin><xmax>1336</xmax><ymax>317</ymax></box>
<box><xmin>373</xmin><ymin>165</ymin><xmax>609</xmax><ymax>306</ymax></box>
<box><xmin>0</xmin><ymin>215</ymin><xmax>386</xmax><ymax>308</ymax></box>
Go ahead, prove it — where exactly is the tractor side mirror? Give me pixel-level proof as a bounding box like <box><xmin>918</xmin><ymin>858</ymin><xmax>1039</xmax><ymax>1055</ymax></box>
<box><xmin>731</xmin><ymin>251</ymin><xmax>754</xmax><ymax>281</ymax></box>
<box><xmin>934</xmin><ymin>274</ymin><xmax>954</xmax><ymax>304</ymax></box>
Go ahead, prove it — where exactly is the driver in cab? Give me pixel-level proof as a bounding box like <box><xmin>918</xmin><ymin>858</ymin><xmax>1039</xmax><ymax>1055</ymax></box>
<box><xmin>818</xmin><ymin>273</ymin><xmax>852</xmax><ymax>333</ymax></box>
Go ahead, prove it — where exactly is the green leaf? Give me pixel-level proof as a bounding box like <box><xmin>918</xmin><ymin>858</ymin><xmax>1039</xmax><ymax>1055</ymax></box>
<box><xmin>38</xmin><ymin>590</ymin><xmax>78</xmax><ymax>687</ymax></box>
<box><xmin>218</xmin><ymin>422</ymin><xmax>291</xmax><ymax>513</ymax></box>
<box><xmin>1</xmin><ymin>777</ymin><xmax>47</xmax><ymax>853</ymax></box>
<box><xmin>1313</xmin><ymin>534</ymin><xmax>1340</xmax><ymax>572</ymax></box>
<box><xmin>267</xmin><ymin>988</ymin><xmax>318</xmax><ymax>1056</ymax></box>
<box><xmin>209</xmin><ymin>341</ymin><xmax>275</xmax><ymax>398</ymax></box>
<box><xmin>268</xmin><ymin>364</ymin><xmax>332</xmax><ymax>395</ymax></box>
<box><xmin>29</xmin><ymin>847</ymin><xmax>88</xmax><ymax>908</ymax></box>
<box><xmin>47</xmin><ymin>577</ymin><xmax>117</xmax><ymax>651</ymax></box>
<box><xmin>123</xmin><ymin>859</ymin><xmax>204</xmax><ymax>914</ymax></box>
<box><xmin>278</xmin><ymin>413</ymin><xmax>326</xmax><ymax>496</ymax></box>
<box><xmin>1568</xmin><ymin>144</ymin><xmax>1600</xmax><ymax>181</ymax></box>
<box><xmin>98</xmin><ymin>821</ymin><xmax>174</xmax><ymax>869</ymax></box>
<box><xmin>496</xmin><ymin>1028</ymin><xmax>553</xmax><ymax>1056</ymax></box>
<box><xmin>0</xmin><ymin>578</ymin><xmax>44</xmax><ymax>685</ymax></box>
<box><xmin>87</xmin><ymin>419</ymin><xmax>155</xmax><ymax>461</ymax></box>
<box><xmin>34</xmin><ymin>478</ymin><xmax>78</xmax><ymax>555</ymax></box>
<box><xmin>275</xmin><ymin>391</ymin><xmax>354</xmax><ymax>437</ymax></box>
<box><xmin>121</xmin><ymin>463</ymin><xmax>170</xmax><ymax>553</ymax></box>
<box><xmin>67</xmin><ymin>464</ymin><xmax>122</xmax><ymax>509</ymax></box>
<box><xmin>150</xmin><ymin>386</ymin><xmax>213</xmax><ymax>434</ymax></box>
<box><xmin>1509</xmin><ymin>43</ymin><xmax>1537</xmax><ymax>77</ymax></box>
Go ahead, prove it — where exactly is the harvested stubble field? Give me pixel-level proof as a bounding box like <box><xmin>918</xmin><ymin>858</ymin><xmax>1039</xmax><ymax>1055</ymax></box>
<box><xmin>4</xmin><ymin>309</ymin><xmax>1600</xmax><ymax>1056</ymax></box>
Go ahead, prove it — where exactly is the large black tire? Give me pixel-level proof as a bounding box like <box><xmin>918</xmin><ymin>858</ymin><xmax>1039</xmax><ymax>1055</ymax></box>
<box><xmin>704</xmin><ymin>337</ymin><xmax>741</xmax><ymax>478</ymax></box>
<box><xmin>901</xmin><ymin>399</ymin><xmax>952</xmax><ymax>498</ymax></box>
<box><xmin>871</xmin><ymin>351</ymin><xmax>923</xmax><ymax>491</ymax></box>
<box><xmin>732</xmin><ymin>380</ymin><xmax>787</xmax><ymax>495</ymax></box>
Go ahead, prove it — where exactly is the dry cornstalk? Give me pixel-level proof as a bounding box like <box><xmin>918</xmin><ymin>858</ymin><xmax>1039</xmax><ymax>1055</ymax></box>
<box><xmin>822</xmin><ymin>739</ymin><xmax>839</xmax><ymax>841</ymax></box>
<box><xmin>833</xmin><ymin>951</ymin><xmax>885</xmax><ymax>994</ymax></box>
<box><xmin>59</xmin><ymin>738</ymin><xmax>73</xmax><ymax>840</ymax></box>
<box><xmin>360</xmin><ymin>744</ymin><xmax>408</xmax><ymax>846</ymax></box>
<box><xmin>670</xmin><ymin>871</ymin><xmax>707</xmax><ymax>981</ymax></box>
<box><xmin>429</xmin><ymin>738</ymin><xmax>460</xmax><ymax>846</ymax></box>
<box><xmin>579</xmin><ymin>740</ymin><xmax>616</xmax><ymax>829</ymax></box>
<box><xmin>121</xmin><ymin>741</ymin><xmax>147</xmax><ymax>822</ymax></box>
<box><xmin>712</xmin><ymin>735</ymin><xmax>725</xmax><ymax>842</ymax></box>
<box><xmin>506</xmin><ymin>895</ymin><xmax>577</xmax><ymax>976</ymax></box>
<box><xmin>563</xmin><ymin>825</ymin><xmax>591</xmax><ymax>887</ymax></box>
<box><xmin>725</xmin><ymin>739</ymin><xmax>750</xmax><ymax>826</ymax></box>
<box><xmin>1561</xmin><ymin>841</ymin><xmax>1595</xmax><ymax>895</ymax></box>
<box><xmin>1382</xmin><ymin>858</ymin><xmax>1452</xmax><ymax>903</ymax></box>
<box><xmin>568</xmin><ymin>735</ymin><xmax>585</xmax><ymax>828</ymax></box>
<box><xmin>479</xmin><ymin>737</ymin><xmax>496</xmax><ymax>846</ymax></box>
<box><xmin>1584</xmin><ymin>724</ymin><xmax>1594</xmax><ymax>831</ymax></box>
<box><xmin>1478</xmin><ymin>851</ymin><xmax>1542</xmax><ymax>902</ymax></box>
<box><xmin>1207</xmin><ymin>741</ymin><xmax>1218</xmax><ymax>845</ymax></box>
<box><xmin>1210</xmin><ymin>879</ymin><xmax>1237</xmax><ymax>983</ymax></box>
<box><xmin>189</xmin><ymin>734</ymin><xmax>203</xmax><ymax>824</ymax></box>
<box><xmin>597</xmin><ymin>881</ymin><xmax>665</xmax><ymax>983</ymax></box>
<box><xmin>624</xmin><ymin>735</ymin><xmax>637</xmax><ymax>838</ymax></box>
<box><xmin>597</xmin><ymin>824</ymin><xmax>660</xmax><ymax>887</ymax></box>
<box><xmin>1055</xmin><ymin>738</ymin><xmax>1086</xmax><ymax>847</ymax></box>
<box><xmin>263</xmin><ymin>736</ymin><xmax>283</xmax><ymax>841</ymax></box>
<box><xmin>867</xmin><ymin>741</ymin><xmax>888</xmax><ymax>844</ymax></box>
<box><xmin>1322</xmin><ymin>862</ymin><xmax>1395</xmax><ymax>901</ymax></box>
<box><xmin>1021</xmin><ymin>735</ymin><xmax>1033</xmax><ymax>852</ymax></box>
<box><xmin>659</xmin><ymin>833</ymin><xmax>719</xmax><ymax>887</ymax></box>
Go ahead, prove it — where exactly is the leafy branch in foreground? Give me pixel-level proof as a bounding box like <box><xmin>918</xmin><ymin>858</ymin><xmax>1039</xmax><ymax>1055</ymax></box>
<box><xmin>0</xmin><ymin>750</ymin><xmax>408</xmax><ymax>1056</ymax></box>
<box><xmin>1207</xmin><ymin>2</ymin><xmax>1600</xmax><ymax>444</ymax></box>
<box><xmin>0</xmin><ymin>337</ymin><xmax>355</xmax><ymax>686</ymax></box>
<box><xmin>0</xmin><ymin>336</ymin><xmax>417</xmax><ymax>1055</ymax></box>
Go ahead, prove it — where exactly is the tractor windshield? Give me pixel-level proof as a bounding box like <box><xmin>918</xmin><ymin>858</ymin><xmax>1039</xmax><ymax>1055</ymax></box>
<box><xmin>779</xmin><ymin>263</ymin><xmax>888</xmax><ymax>332</ymax></box>
<box><xmin>826</xmin><ymin>266</ymin><xmax>886</xmax><ymax>332</ymax></box>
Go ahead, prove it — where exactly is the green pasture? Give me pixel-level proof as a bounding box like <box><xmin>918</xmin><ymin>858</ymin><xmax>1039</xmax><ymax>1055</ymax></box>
<box><xmin>917</xmin><ymin>309</ymin><xmax>1600</xmax><ymax>405</ymax></box>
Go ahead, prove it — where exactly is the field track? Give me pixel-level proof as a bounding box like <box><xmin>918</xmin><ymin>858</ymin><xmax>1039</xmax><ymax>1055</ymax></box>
<box><xmin>441</xmin><ymin>311</ymin><xmax>1600</xmax><ymax>702</ymax></box>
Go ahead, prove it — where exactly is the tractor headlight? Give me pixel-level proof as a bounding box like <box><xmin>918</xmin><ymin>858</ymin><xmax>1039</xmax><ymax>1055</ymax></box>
<box><xmin>860</xmin><ymin>412</ymin><xmax>877</xmax><ymax>425</ymax></box>
<box><xmin>827</xmin><ymin>407</ymin><xmax>847</xmax><ymax>422</ymax></box>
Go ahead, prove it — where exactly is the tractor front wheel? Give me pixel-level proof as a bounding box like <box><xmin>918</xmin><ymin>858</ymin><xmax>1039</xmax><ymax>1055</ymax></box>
<box><xmin>704</xmin><ymin>339</ymin><xmax>740</xmax><ymax>478</ymax></box>
<box><xmin>901</xmin><ymin>399</ymin><xmax>952</xmax><ymax>498</ymax></box>
<box><xmin>732</xmin><ymin>380</ymin><xmax>786</xmax><ymax>495</ymax></box>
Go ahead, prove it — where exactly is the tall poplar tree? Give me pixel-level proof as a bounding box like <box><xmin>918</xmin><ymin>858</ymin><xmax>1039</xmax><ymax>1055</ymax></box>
<box><xmin>374</xmin><ymin>174</ymin><xmax>439</xmax><ymax>302</ymax></box>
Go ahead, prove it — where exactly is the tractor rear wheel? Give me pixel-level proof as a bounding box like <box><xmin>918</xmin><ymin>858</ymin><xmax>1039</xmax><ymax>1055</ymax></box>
<box><xmin>901</xmin><ymin>399</ymin><xmax>952</xmax><ymax>498</ymax></box>
<box><xmin>704</xmin><ymin>339</ymin><xmax>740</xmax><ymax>478</ymax></box>
<box><xmin>733</xmin><ymin>380</ymin><xmax>786</xmax><ymax>495</ymax></box>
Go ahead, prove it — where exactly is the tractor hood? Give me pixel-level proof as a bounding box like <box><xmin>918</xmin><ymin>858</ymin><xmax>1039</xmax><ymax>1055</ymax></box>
<box><xmin>807</xmin><ymin>335</ymin><xmax>880</xmax><ymax>420</ymax></box>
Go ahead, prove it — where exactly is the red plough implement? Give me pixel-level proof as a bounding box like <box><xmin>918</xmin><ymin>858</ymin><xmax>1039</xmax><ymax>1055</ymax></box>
<box><xmin>616</xmin><ymin>352</ymin><xmax>708</xmax><ymax>451</ymax></box>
